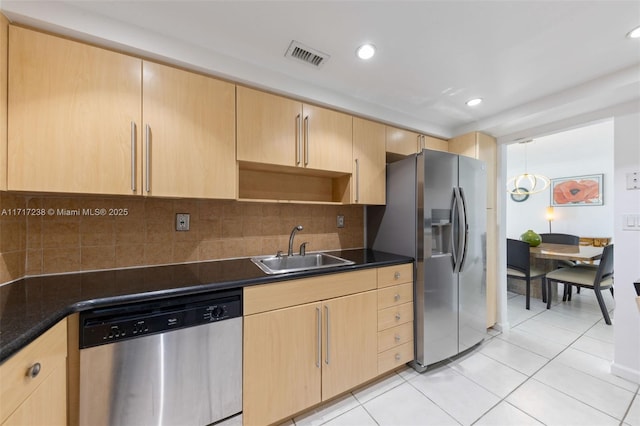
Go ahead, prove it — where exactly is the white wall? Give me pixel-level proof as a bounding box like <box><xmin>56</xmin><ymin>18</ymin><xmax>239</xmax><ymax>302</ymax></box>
<box><xmin>506</xmin><ymin>120</ymin><xmax>614</xmax><ymax>239</ymax></box>
<box><xmin>611</xmin><ymin>112</ymin><xmax>640</xmax><ymax>383</ymax></box>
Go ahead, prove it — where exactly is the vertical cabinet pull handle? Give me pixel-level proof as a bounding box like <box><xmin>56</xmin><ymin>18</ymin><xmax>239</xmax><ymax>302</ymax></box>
<box><xmin>394</xmin><ymin>272</ymin><xmax>401</xmax><ymax>280</ymax></box>
<box><xmin>394</xmin><ymin>334</ymin><xmax>401</xmax><ymax>343</ymax></box>
<box><xmin>296</xmin><ymin>114</ymin><xmax>302</xmax><ymax>165</ymax></box>
<box><xmin>304</xmin><ymin>116</ymin><xmax>310</xmax><ymax>166</ymax></box>
<box><xmin>130</xmin><ymin>121</ymin><xmax>137</xmax><ymax>192</ymax></box>
<box><xmin>395</xmin><ymin>313</ymin><xmax>401</xmax><ymax>321</ymax></box>
<box><xmin>145</xmin><ymin>124</ymin><xmax>151</xmax><ymax>193</ymax></box>
<box><xmin>316</xmin><ymin>307</ymin><xmax>321</xmax><ymax>368</ymax></box>
<box><xmin>355</xmin><ymin>158</ymin><xmax>360</xmax><ymax>203</ymax></box>
<box><xmin>395</xmin><ymin>353</ymin><xmax>401</xmax><ymax>361</ymax></box>
<box><xmin>324</xmin><ymin>305</ymin><xmax>330</xmax><ymax>365</ymax></box>
<box><xmin>394</xmin><ymin>293</ymin><xmax>400</xmax><ymax>302</ymax></box>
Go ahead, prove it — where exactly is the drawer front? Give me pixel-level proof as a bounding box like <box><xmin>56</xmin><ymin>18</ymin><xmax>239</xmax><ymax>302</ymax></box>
<box><xmin>377</xmin><ymin>264</ymin><xmax>413</xmax><ymax>288</ymax></box>
<box><xmin>377</xmin><ymin>283</ymin><xmax>413</xmax><ymax>310</ymax></box>
<box><xmin>0</xmin><ymin>319</ymin><xmax>67</xmax><ymax>424</ymax></box>
<box><xmin>378</xmin><ymin>302</ymin><xmax>414</xmax><ymax>331</ymax></box>
<box><xmin>378</xmin><ymin>341</ymin><xmax>414</xmax><ymax>374</ymax></box>
<box><xmin>377</xmin><ymin>322</ymin><xmax>413</xmax><ymax>353</ymax></box>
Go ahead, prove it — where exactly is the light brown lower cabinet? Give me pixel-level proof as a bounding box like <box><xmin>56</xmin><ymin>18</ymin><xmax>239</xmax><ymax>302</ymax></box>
<box><xmin>243</xmin><ymin>290</ymin><xmax>377</xmax><ymax>426</ymax></box>
<box><xmin>0</xmin><ymin>319</ymin><xmax>67</xmax><ymax>426</ymax></box>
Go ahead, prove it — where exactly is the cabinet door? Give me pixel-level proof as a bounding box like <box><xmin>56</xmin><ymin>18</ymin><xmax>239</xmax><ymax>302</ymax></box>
<box><xmin>322</xmin><ymin>291</ymin><xmax>377</xmax><ymax>400</ymax></box>
<box><xmin>423</xmin><ymin>135</ymin><xmax>448</xmax><ymax>152</ymax></box>
<box><xmin>385</xmin><ymin>126</ymin><xmax>420</xmax><ymax>156</ymax></box>
<box><xmin>303</xmin><ymin>104</ymin><xmax>352</xmax><ymax>173</ymax></box>
<box><xmin>143</xmin><ymin>62</ymin><xmax>236</xmax><ymax>198</ymax></box>
<box><xmin>236</xmin><ymin>86</ymin><xmax>300</xmax><ymax>168</ymax></box>
<box><xmin>448</xmin><ymin>132</ymin><xmax>477</xmax><ymax>158</ymax></box>
<box><xmin>8</xmin><ymin>26</ymin><xmax>142</xmax><ymax>195</ymax></box>
<box><xmin>352</xmin><ymin>117</ymin><xmax>386</xmax><ymax>205</ymax></box>
<box><xmin>244</xmin><ymin>302</ymin><xmax>321</xmax><ymax>425</ymax></box>
<box><xmin>1</xmin><ymin>360</ymin><xmax>67</xmax><ymax>426</ymax></box>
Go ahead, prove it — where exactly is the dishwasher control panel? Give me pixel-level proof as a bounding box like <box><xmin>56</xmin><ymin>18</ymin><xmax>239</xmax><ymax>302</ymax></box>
<box><xmin>79</xmin><ymin>289</ymin><xmax>242</xmax><ymax>349</ymax></box>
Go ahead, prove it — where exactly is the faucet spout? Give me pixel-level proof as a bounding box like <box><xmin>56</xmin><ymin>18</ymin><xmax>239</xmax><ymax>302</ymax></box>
<box><xmin>288</xmin><ymin>225</ymin><xmax>303</xmax><ymax>256</ymax></box>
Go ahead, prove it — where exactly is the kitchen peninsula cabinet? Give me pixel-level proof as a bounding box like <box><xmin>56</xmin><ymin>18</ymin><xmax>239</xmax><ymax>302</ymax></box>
<box><xmin>243</xmin><ymin>270</ymin><xmax>378</xmax><ymax>425</ymax></box>
<box><xmin>385</xmin><ymin>126</ymin><xmax>448</xmax><ymax>160</ymax></box>
<box><xmin>352</xmin><ymin>117</ymin><xmax>386</xmax><ymax>205</ymax></box>
<box><xmin>142</xmin><ymin>61</ymin><xmax>235</xmax><ymax>199</ymax></box>
<box><xmin>8</xmin><ymin>26</ymin><xmax>142</xmax><ymax>195</ymax></box>
<box><xmin>8</xmin><ymin>26</ymin><xmax>237</xmax><ymax>199</ymax></box>
<box><xmin>0</xmin><ymin>319</ymin><xmax>67</xmax><ymax>426</ymax></box>
<box><xmin>237</xmin><ymin>86</ymin><xmax>352</xmax><ymax>173</ymax></box>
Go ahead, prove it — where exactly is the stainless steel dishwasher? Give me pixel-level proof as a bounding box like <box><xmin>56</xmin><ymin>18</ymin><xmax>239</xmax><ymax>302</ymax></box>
<box><xmin>79</xmin><ymin>288</ymin><xmax>242</xmax><ymax>426</ymax></box>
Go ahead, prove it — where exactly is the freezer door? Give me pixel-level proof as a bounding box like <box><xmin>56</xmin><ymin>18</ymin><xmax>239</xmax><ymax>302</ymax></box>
<box><xmin>458</xmin><ymin>155</ymin><xmax>487</xmax><ymax>352</ymax></box>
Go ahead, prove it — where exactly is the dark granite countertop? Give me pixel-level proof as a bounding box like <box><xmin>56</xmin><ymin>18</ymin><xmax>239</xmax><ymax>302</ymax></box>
<box><xmin>0</xmin><ymin>249</ymin><xmax>412</xmax><ymax>363</ymax></box>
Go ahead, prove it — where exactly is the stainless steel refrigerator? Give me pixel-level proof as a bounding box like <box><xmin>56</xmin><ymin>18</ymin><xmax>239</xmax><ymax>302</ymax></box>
<box><xmin>368</xmin><ymin>149</ymin><xmax>487</xmax><ymax>371</ymax></box>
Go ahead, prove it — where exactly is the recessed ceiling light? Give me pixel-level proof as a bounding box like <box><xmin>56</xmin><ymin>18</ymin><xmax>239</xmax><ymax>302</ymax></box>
<box><xmin>627</xmin><ymin>25</ymin><xmax>640</xmax><ymax>39</ymax></box>
<box><xmin>356</xmin><ymin>44</ymin><xmax>376</xmax><ymax>60</ymax></box>
<box><xmin>466</xmin><ymin>98</ymin><xmax>483</xmax><ymax>107</ymax></box>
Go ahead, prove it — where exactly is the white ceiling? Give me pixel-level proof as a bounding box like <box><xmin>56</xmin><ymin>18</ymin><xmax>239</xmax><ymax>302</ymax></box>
<box><xmin>2</xmin><ymin>0</ymin><xmax>640</xmax><ymax>139</ymax></box>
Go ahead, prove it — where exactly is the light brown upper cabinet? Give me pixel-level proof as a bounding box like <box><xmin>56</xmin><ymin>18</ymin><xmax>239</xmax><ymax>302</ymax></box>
<box><xmin>8</xmin><ymin>26</ymin><xmax>142</xmax><ymax>195</ymax></box>
<box><xmin>352</xmin><ymin>118</ymin><xmax>385</xmax><ymax>205</ymax></box>
<box><xmin>237</xmin><ymin>86</ymin><xmax>352</xmax><ymax>174</ymax></box>
<box><xmin>448</xmin><ymin>132</ymin><xmax>496</xmax><ymax>208</ymax></box>
<box><xmin>142</xmin><ymin>62</ymin><xmax>236</xmax><ymax>199</ymax></box>
<box><xmin>0</xmin><ymin>14</ymin><xmax>9</xmax><ymax>191</ymax></box>
<box><xmin>385</xmin><ymin>125</ymin><xmax>448</xmax><ymax>159</ymax></box>
<box><xmin>8</xmin><ymin>26</ymin><xmax>237</xmax><ymax>199</ymax></box>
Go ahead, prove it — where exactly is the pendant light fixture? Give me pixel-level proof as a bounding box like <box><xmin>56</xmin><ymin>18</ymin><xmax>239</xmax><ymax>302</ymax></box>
<box><xmin>506</xmin><ymin>140</ymin><xmax>550</xmax><ymax>195</ymax></box>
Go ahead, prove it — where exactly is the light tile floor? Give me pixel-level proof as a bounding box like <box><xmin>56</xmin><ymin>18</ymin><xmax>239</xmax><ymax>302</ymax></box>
<box><xmin>224</xmin><ymin>288</ymin><xmax>640</xmax><ymax>426</ymax></box>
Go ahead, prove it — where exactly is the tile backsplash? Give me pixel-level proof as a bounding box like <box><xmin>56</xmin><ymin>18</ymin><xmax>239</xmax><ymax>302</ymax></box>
<box><xmin>0</xmin><ymin>192</ymin><xmax>364</xmax><ymax>282</ymax></box>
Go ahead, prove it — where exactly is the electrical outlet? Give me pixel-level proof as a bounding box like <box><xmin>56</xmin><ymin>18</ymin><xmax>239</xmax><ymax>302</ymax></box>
<box><xmin>337</xmin><ymin>215</ymin><xmax>345</xmax><ymax>228</ymax></box>
<box><xmin>176</xmin><ymin>213</ymin><xmax>190</xmax><ymax>231</ymax></box>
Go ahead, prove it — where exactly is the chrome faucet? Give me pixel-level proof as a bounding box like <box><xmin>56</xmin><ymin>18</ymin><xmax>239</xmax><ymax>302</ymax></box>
<box><xmin>288</xmin><ymin>225</ymin><xmax>303</xmax><ymax>256</ymax></box>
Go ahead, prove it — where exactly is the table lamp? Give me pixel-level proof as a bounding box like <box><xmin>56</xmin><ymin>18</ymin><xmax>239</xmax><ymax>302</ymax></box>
<box><xmin>545</xmin><ymin>206</ymin><xmax>554</xmax><ymax>233</ymax></box>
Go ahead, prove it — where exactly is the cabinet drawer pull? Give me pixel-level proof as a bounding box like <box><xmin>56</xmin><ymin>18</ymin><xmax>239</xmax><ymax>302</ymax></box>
<box><xmin>395</xmin><ymin>353</ymin><xmax>401</xmax><ymax>361</ymax></box>
<box><xmin>145</xmin><ymin>124</ymin><xmax>151</xmax><ymax>193</ymax></box>
<box><xmin>395</xmin><ymin>313</ymin><xmax>401</xmax><ymax>321</ymax></box>
<box><xmin>394</xmin><ymin>334</ymin><xmax>401</xmax><ymax>343</ymax></box>
<box><xmin>130</xmin><ymin>121</ymin><xmax>137</xmax><ymax>192</ymax></box>
<box><xmin>394</xmin><ymin>272</ymin><xmax>401</xmax><ymax>280</ymax></box>
<box><xmin>394</xmin><ymin>293</ymin><xmax>400</xmax><ymax>302</ymax></box>
<box><xmin>355</xmin><ymin>158</ymin><xmax>360</xmax><ymax>203</ymax></box>
<box><xmin>27</xmin><ymin>362</ymin><xmax>41</xmax><ymax>379</ymax></box>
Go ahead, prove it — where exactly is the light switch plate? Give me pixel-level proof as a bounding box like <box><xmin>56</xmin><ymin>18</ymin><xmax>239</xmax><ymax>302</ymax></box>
<box><xmin>337</xmin><ymin>215</ymin><xmax>345</xmax><ymax>228</ymax></box>
<box><xmin>623</xmin><ymin>214</ymin><xmax>640</xmax><ymax>231</ymax></box>
<box><xmin>626</xmin><ymin>172</ymin><xmax>639</xmax><ymax>190</ymax></box>
<box><xmin>176</xmin><ymin>213</ymin><xmax>190</xmax><ymax>231</ymax></box>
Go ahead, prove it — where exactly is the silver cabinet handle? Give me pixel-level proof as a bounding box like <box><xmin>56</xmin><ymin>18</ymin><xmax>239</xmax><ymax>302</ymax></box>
<box><xmin>296</xmin><ymin>114</ymin><xmax>302</xmax><ymax>165</ymax></box>
<box><xmin>395</xmin><ymin>353</ymin><xmax>401</xmax><ymax>361</ymax></box>
<box><xmin>130</xmin><ymin>121</ymin><xmax>137</xmax><ymax>192</ymax></box>
<box><xmin>355</xmin><ymin>158</ymin><xmax>360</xmax><ymax>203</ymax></box>
<box><xmin>395</xmin><ymin>313</ymin><xmax>401</xmax><ymax>321</ymax></box>
<box><xmin>394</xmin><ymin>272</ymin><xmax>401</xmax><ymax>280</ymax></box>
<box><xmin>324</xmin><ymin>305</ymin><xmax>330</xmax><ymax>365</ymax></box>
<box><xmin>304</xmin><ymin>116</ymin><xmax>309</xmax><ymax>166</ymax></box>
<box><xmin>394</xmin><ymin>293</ymin><xmax>400</xmax><ymax>302</ymax></box>
<box><xmin>316</xmin><ymin>307</ymin><xmax>321</xmax><ymax>368</ymax></box>
<box><xmin>27</xmin><ymin>362</ymin><xmax>41</xmax><ymax>379</ymax></box>
<box><xmin>145</xmin><ymin>124</ymin><xmax>151</xmax><ymax>193</ymax></box>
<box><xmin>394</xmin><ymin>334</ymin><xmax>401</xmax><ymax>343</ymax></box>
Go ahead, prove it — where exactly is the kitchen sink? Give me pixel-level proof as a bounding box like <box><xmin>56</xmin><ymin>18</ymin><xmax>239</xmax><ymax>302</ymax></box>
<box><xmin>251</xmin><ymin>253</ymin><xmax>355</xmax><ymax>275</ymax></box>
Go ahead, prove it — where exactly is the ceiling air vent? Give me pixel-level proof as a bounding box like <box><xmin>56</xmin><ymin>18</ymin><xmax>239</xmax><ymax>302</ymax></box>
<box><xmin>285</xmin><ymin>40</ymin><xmax>330</xmax><ymax>68</ymax></box>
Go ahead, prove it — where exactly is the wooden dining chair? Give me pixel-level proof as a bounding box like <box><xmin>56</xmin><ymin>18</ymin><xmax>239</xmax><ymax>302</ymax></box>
<box><xmin>507</xmin><ymin>239</ymin><xmax>547</xmax><ymax>310</ymax></box>
<box><xmin>545</xmin><ymin>244</ymin><xmax>614</xmax><ymax>324</ymax></box>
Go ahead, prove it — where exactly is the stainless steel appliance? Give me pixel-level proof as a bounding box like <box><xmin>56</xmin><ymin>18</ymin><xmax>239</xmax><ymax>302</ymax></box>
<box><xmin>368</xmin><ymin>149</ymin><xmax>487</xmax><ymax>371</ymax></box>
<box><xmin>79</xmin><ymin>289</ymin><xmax>242</xmax><ymax>426</ymax></box>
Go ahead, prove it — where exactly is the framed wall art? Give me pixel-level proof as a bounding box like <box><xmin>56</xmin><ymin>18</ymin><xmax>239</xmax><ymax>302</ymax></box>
<box><xmin>551</xmin><ymin>174</ymin><xmax>603</xmax><ymax>206</ymax></box>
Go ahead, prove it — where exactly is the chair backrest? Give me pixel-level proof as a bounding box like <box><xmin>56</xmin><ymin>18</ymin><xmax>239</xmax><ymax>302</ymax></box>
<box><xmin>507</xmin><ymin>238</ymin><xmax>530</xmax><ymax>275</ymax></box>
<box><xmin>540</xmin><ymin>233</ymin><xmax>580</xmax><ymax>245</ymax></box>
<box><xmin>594</xmin><ymin>244</ymin><xmax>614</xmax><ymax>287</ymax></box>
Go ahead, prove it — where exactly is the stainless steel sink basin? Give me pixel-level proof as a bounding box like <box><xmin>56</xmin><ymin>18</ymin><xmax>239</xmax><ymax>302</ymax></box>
<box><xmin>251</xmin><ymin>253</ymin><xmax>355</xmax><ymax>275</ymax></box>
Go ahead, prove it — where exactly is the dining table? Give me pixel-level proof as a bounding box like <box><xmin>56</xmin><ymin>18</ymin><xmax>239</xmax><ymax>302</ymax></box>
<box><xmin>530</xmin><ymin>242</ymin><xmax>604</xmax><ymax>262</ymax></box>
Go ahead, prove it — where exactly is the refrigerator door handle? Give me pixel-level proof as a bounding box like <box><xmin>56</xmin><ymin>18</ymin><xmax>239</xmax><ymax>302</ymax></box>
<box><xmin>457</xmin><ymin>187</ymin><xmax>470</xmax><ymax>272</ymax></box>
<box><xmin>453</xmin><ymin>187</ymin><xmax>466</xmax><ymax>273</ymax></box>
<box><xmin>450</xmin><ymin>189</ymin><xmax>459</xmax><ymax>269</ymax></box>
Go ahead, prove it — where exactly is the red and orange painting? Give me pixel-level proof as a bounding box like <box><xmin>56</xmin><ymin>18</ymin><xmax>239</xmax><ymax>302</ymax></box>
<box><xmin>551</xmin><ymin>174</ymin><xmax>603</xmax><ymax>206</ymax></box>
